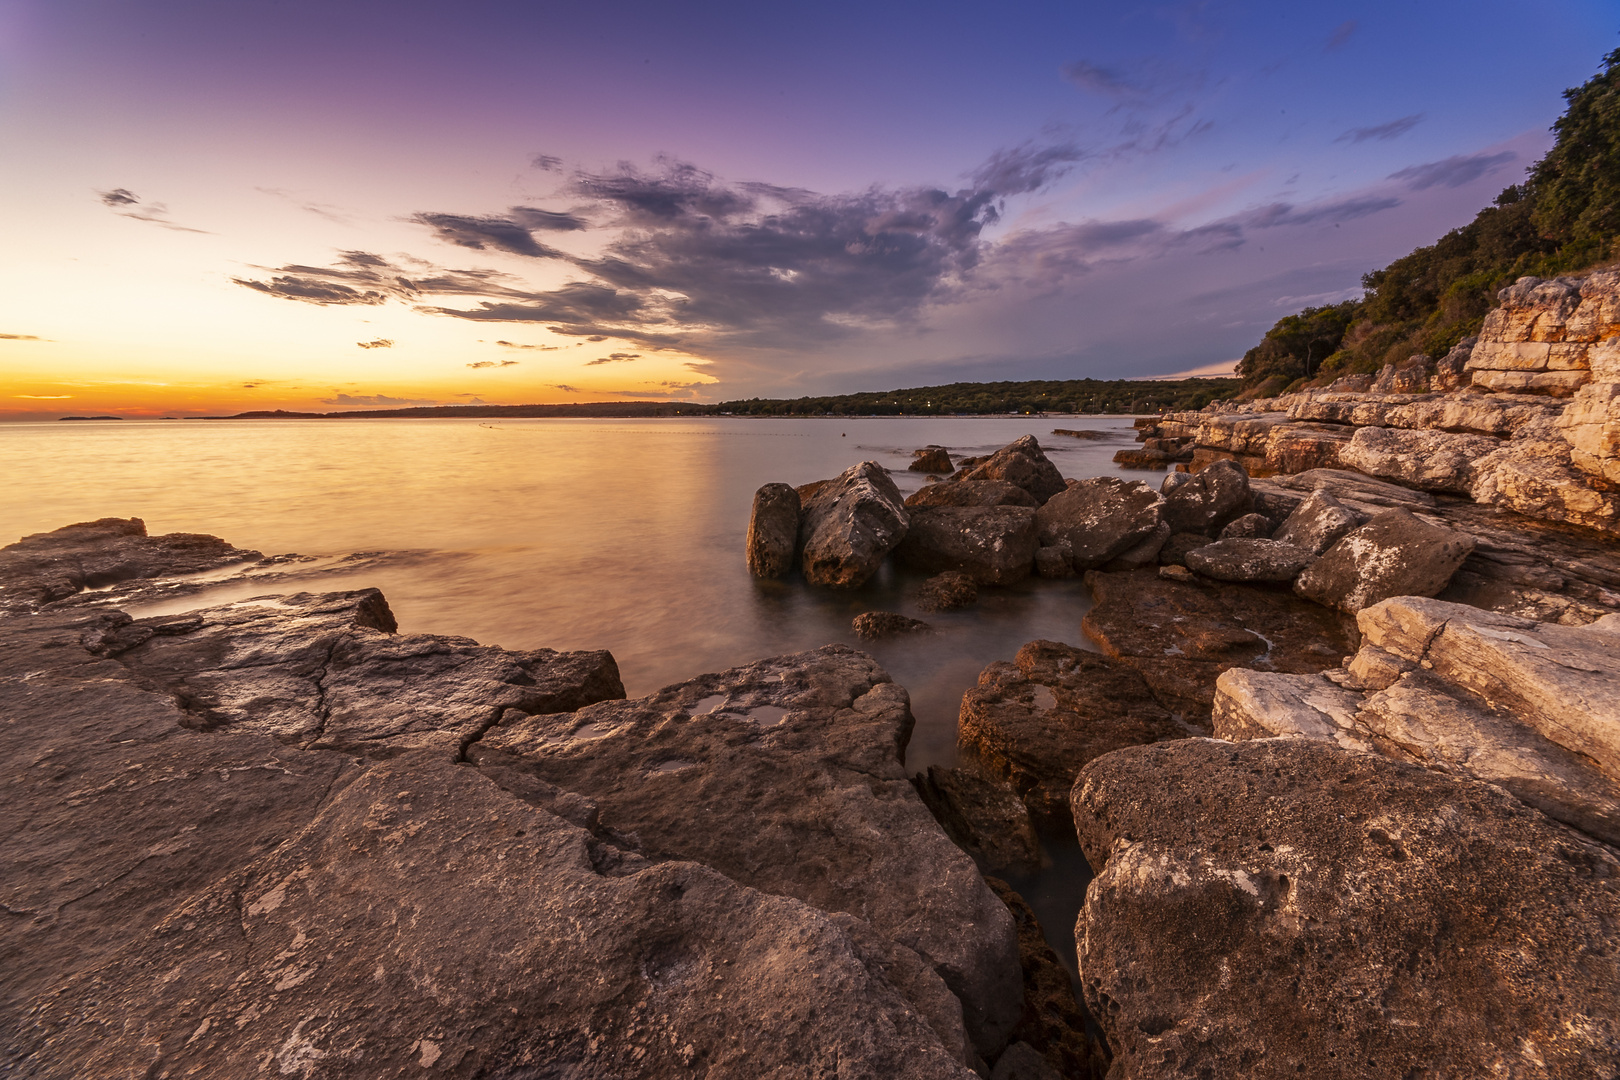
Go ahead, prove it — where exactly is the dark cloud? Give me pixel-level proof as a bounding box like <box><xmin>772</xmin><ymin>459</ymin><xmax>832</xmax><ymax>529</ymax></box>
<box><xmin>322</xmin><ymin>393</ymin><xmax>441</xmax><ymax>407</ymax></box>
<box><xmin>550</xmin><ymin>383</ymin><xmax>584</xmax><ymax>394</ymax></box>
<box><xmin>95</xmin><ymin>188</ymin><xmax>211</xmax><ymax>233</ymax></box>
<box><xmin>585</xmin><ymin>334</ymin><xmax>608</xmax><ymax>341</ymax></box>
<box><xmin>531</xmin><ymin>154</ymin><xmax>564</xmax><ymax>172</ymax></box>
<box><xmin>584</xmin><ymin>352</ymin><xmax>641</xmax><ymax>365</ymax></box>
<box><xmin>233</xmin><ymin>251</ymin><xmax>541</xmax><ymax>306</ymax></box>
<box><xmin>467</xmin><ymin>359</ymin><xmax>520</xmax><ymax>368</ymax></box>
<box><xmin>1336</xmin><ymin>115</ymin><xmax>1423</xmax><ymax>143</ymax></box>
<box><xmin>1389</xmin><ymin>151</ymin><xmax>1517</xmax><ymax>191</ymax></box>
<box><xmin>496</xmin><ymin>340</ymin><xmax>559</xmax><ymax>350</ymax></box>
<box><xmin>511</xmin><ymin>207</ymin><xmax>588</xmax><ymax>232</ymax></box>
<box><xmin>412</xmin><ymin>212</ymin><xmax>563</xmax><ymax>257</ymax></box>
<box><xmin>968</xmin><ymin>142</ymin><xmax>1085</xmax><ymax>198</ymax></box>
<box><xmin>0</xmin><ymin>333</ymin><xmax>44</xmax><ymax>341</ymax></box>
<box><xmin>1060</xmin><ymin>60</ymin><xmax>1143</xmax><ymax>99</ymax></box>
<box><xmin>1325</xmin><ymin>20</ymin><xmax>1357</xmax><ymax>51</ymax></box>
<box><xmin>1249</xmin><ymin>196</ymin><xmax>1402</xmax><ymax>227</ymax></box>
<box><xmin>356</xmin><ymin>338</ymin><xmax>393</xmax><ymax>349</ymax></box>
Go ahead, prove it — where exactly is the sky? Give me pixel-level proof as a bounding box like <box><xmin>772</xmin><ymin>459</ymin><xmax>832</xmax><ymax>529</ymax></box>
<box><xmin>0</xmin><ymin>0</ymin><xmax>1615</xmax><ymax>418</ymax></box>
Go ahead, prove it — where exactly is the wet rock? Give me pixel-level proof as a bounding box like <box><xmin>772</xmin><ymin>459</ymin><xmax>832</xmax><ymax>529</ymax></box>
<box><xmin>1155</xmin><ymin>531</ymin><xmax>1212</xmax><ymax>567</ymax></box>
<box><xmin>953</xmin><ymin>436</ymin><xmax>1067</xmax><ymax>504</ymax></box>
<box><xmin>1082</xmin><ymin>570</ymin><xmax>1356</xmax><ymax>721</ymax></box>
<box><xmin>798</xmin><ymin>460</ymin><xmax>910</xmax><ymax>588</ymax></box>
<box><xmin>957</xmin><ymin>640</ymin><xmax>1185</xmax><ymax>829</ymax></box>
<box><xmin>746</xmin><ymin>482</ymin><xmax>800</xmax><ymax>577</ymax></box>
<box><xmin>1185</xmin><ymin>538</ymin><xmax>1313</xmax><ymax>583</ymax></box>
<box><xmin>1217</xmin><ymin>512</ymin><xmax>1272</xmax><ymax>540</ymax></box>
<box><xmin>990</xmin><ymin>1042</ymin><xmax>1064</xmax><ymax>1080</ymax></box>
<box><xmin>1071</xmin><ymin>738</ymin><xmax>1620</xmax><ymax>1080</ymax></box>
<box><xmin>918</xmin><ymin>571</ymin><xmax>980</xmax><ymax>612</ymax></box>
<box><xmin>910</xmin><ymin>446</ymin><xmax>955</xmax><ymax>473</ymax></box>
<box><xmin>1339</xmin><ymin>426</ymin><xmax>1503</xmax><ymax>494</ymax></box>
<box><xmin>1034</xmin><ymin>543</ymin><xmax>1077</xmax><ymax>579</ymax></box>
<box><xmin>1158</xmin><ymin>459</ymin><xmax>1251</xmax><ymax>534</ymax></box>
<box><xmin>13</xmin><ymin>749</ymin><xmax>981</xmax><ymax>1079</ymax></box>
<box><xmin>1294</xmin><ymin>508</ymin><xmax>1476</xmax><ymax>613</ymax></box>
<box><xmin>896</xmin><ymin>506</ymin><xmax>1039</xmax><ymax>586</ymax></box>
<box><xmin>85</xmin><ymin>590</ymin><xmax>625</xmax><ymax>754</ymax></box>
<box><xmin>983</xmin><ymin>878</ymin><xmax>1109</xmax><ymax>1080</ymax></box>
<box><xmin>471</xmin><ymin>646</ymin><xmax>1023</xmax><ymax>1056</ymax></box>
<box><xmin>1035</xmin><ymin>477</ymin><xmax>1164</xmax><ymax>572</ymax></box>
<box><xmin>1270</xmin><ymin>489</ymin><xmax>1359</xmax><ymax>555</ymax></box>
<box><xmin>914</xmin><ymin>767</ymin><xmax>1042</xmax><ymax>876</ymax></box>
<box><xmin>0</xmin><ymin>517</ymin><xmax>262</xmax><ymax>615</ymax></box>
<box><xmin>854</xmin><ymin>611</ymin><xmax>934</xmax><ymax>639</ymax></box>
<box><xmin>907</xmin><ymin>480</ymin><xmax>1040</xmax><ymax>509</ymax></box>
<box><xmin>1051</xmin><ymin>428</ymin><xmax>1114</xmax><ymax>440</ymax></box>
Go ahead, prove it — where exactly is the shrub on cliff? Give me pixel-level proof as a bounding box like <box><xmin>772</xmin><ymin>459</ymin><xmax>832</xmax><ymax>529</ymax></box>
<box><xmin>1241</xmin><ymin>48</ymin><xmax>1620</xmax><ymax>391</ymax></box>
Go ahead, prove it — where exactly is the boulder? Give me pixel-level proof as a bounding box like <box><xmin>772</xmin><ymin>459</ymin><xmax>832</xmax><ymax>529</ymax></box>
<box><xmin>853</xmin><ymin>611</ymin><xmax>934</xmax><ymax>639</ymax></box>
<box><xmin>917</xmin><ymin>571</ymin><xmax>979</xmax><ymax>612</ymax></box>
<box><xmin>745</xmin><ymin>482</ymin><xmax>800</xmax><ymax>577</ymax></box>
<box><xmin>1035</xmin><ymin>478</ymin><xmax>1164</xmax><ymax>571</ymax></box>
<box><xmin>910</xmin><ymin>446</ymin><xmax>955</xmax><ymax>473</ymax></box>
<box><xmin>1472</xmin><ymin>417</ymin><xmax>1620</xmax><ymax>533</ymax></box>
<box><xmin>1431</xmin><ymin>337</ymin><xmax>1476</xmax><ymax>391</ymax></box>
<box><xmin>1217</xmin><ymin>513</ymin><xmax>1271</xmax><ymax>540</ymax></box>
<box><xmin>1155</xmin><ymin>531</ymin><xmax>1212</xmax><ymax>567</ymax></box>
<box><xmin>957</xmin><ymin>640</ymin><xmax>1186</xmax><ymax>829</ymax></box>
<box><xmin>1293</xmin><ymin>509</ymin><xmax>1476</xmax><ymax>613</ymax></box>
<box><xmin>913</xmin><ymin>767</ymin><xmax>1042</xmax><ymax>876</ymax></box>
<box><xmin>798</xmin><ymin>461</ymin><xmax>910</xmax><ymax>588</ymax></box>
<box><xmin>983</xmin><ymin>878</ymin><xmax>1109</xmax><ymax>1080</ymax></box>
<box><xmin>1339</xmin><ymin>426</ymin><xmax>1502</xmax><ymax>494</ymax></box>
<box><xmin>1101</xmin><ymin>521</ymin><xmax>1171</xmax><ymax>572</ymax></box>
<box><xmin>0</xmin><ymin>517</ymin><xmax>262</xmax><ymax>615</ymax></box>
<box><xmin>1034</xmin><ymin>543</ymin><xmax>1077</xmax><ymax>578</ymax></box>
<box><xmin>953</xmin><ymin>436</ymin><xmax>1067</xmax><ymax>504</ymax></box>
<box><xmin>907</xmin><ymin>480</ymin><xmax>1040</xmax><ymax>509</ymax></box>
<box><xmin>1082</xmin><ymin>570</ymin><xmax>1356</xmax><ymax>721</ymax></box>
<box><xmin>471</xmin><ymin>646</ymin><xmax>1023</xmax><ymax>1055</ymax></box>
<box><xmin>896</xmin><ymin>506</ymin><xmax>1039</xmax><ymax>586</ymax></box>
<box><xmin>1184</xmin><ymin>538</ymin><xmax>1313</xmax><ymax>583</ymax></box>
<box><xmin>1071</xmin><ymin>738</ymin><xmax>1620</xmax><ymax>1080</ymax></box>
<box><xmin>1270</xmin><ymin>489</ymin><xmax>1358</xmax><ymax>555</ymax></box>
<box><xmin>1158</xmin><ymin>459</ymin><xmax>1250</xmax><ymax>534</ymax></box>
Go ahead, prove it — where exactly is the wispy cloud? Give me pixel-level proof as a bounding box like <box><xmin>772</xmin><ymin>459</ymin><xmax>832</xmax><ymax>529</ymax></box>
<box><xmin>356</xmin><ymin>338</ymin><xmax>393</xmax><ymax>349</ymax></box>
<box><xmin>1059</xmin><ymin>60</ymin><xmax>1144</xmax><ymax>99</ymax></box>
<box><xmin>95</xmin><ymin>188</ymin><xmax>211</xmax><ymax>233</ymax></box>
<box><xmin>584</xmin><ymin>352</ymin><xmax>641</xmax><ymax>365</ymax></box>
<box><xmin>0</xmin><ymin>333</ymin><xmax>45</xmax><ymax>341</ymax></box>
<box><xmin>466</xmin><ymin>359</ymin><xmax>520</xmax><ymax>368</ymax></box>
<box><xmin>14</xmin><ymin>394</ymin><xmax>73</xmax><ymax>399</ymax></box>
<box><xmin>496</xmin><ymin>340</ymin><xmax>559</xmax><ymax>350</ymax></box>
<box><xmin>1389</xmin><ymin>151</ymin><xmax>1517</xmax><ymax>191</ymax></box>
<box><xmin>1249</xmin><ymin>195</ymin><xmax>1402</xmax><ymax>227</ymax></box>
<box><xmin>1336</xmin><ymin>114</ymin><xmax>1423</xmax><ymax>143</ymax></box>
<box><xmin>550</xmin><ymin>383</ymin><xmax>584</xmax><ymax>393</ymax></box>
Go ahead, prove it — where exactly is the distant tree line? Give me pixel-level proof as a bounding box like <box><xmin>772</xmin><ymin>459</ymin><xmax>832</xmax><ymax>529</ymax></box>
<box><xmin>1239</xmin><ymin>48</ymin><xmax>1620</xmax><ymax>394</ymax></box>
<box><xmin>712</xmin><ymin>377</ymin><xmax>1240</xmax><ymax>417</ymax></box>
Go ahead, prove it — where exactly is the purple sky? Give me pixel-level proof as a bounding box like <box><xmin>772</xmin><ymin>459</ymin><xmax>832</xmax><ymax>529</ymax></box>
<box><xmin>0</xmin><ymin>0</ymin><xmax>1614</xmax><ymax>414</ymax></box>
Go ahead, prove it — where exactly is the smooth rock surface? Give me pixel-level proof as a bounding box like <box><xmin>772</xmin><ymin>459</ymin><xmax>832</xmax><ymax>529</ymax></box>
<box><xmin>897</xmin><ymin>506</ymin><xmax>1039</xmax><ymax>585</ymax></box>
<box><xmin>1294</xmin><ymin>508</ymin><xmax>1476</xmax><ymax>613</ymax></box>
<box><xmin>745</xmin><ymin>482</ymin><xmax>800</xmax><ymax>577</ymax></box>
<box><xmin>1035</xmin><ymin>478</ymin><xmax>1163</xmax><ymax>571</ymax></box>
<box><xmin>1071</xmin><ymin>738</ymin><xmax>1620</xmax><ymax>1080</ymax></box>
<box><xmin>798</xmin><ymin>460</ymin><xmax>911</xmax><ymax>588</ymax></box>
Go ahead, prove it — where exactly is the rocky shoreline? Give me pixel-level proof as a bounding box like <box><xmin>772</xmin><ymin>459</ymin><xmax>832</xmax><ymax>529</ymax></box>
<box><xmin>3</xmin><ymin>273</ymin><xmax>1619</xmax><ymax>1078</ymax></box>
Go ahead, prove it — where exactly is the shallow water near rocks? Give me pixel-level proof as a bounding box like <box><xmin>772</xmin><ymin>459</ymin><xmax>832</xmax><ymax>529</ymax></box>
<box><xmin>1</xmin><ymin>414</ymin><xmax>1152</xmax><ymax>984</ymax></box>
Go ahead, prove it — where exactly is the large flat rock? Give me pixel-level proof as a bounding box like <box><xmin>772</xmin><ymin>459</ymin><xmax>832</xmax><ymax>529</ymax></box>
<box><xmin>1071</xmin><ymin>738</ymin><xmax>1620</xmax><ymax>1079</ymax></box>
<box><xmin>469</xmin><ymin>645</ymin><xmax>1024</xmax><ymax>1056</ymax></box>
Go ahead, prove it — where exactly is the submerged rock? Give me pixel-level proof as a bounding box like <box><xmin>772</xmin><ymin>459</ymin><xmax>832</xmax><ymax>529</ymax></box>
<box><xmin>746</xmin><ymin>482</ymin><xmax>800</xmax><ymax>577</ymax></box>
<box><xmin>896</xmin><ymin>506</ymin><xmax>1039</xmax><ymax>585</ymax></box>
<box><xmin>853</xmin><ymin>611</ymin><xmax>934</xmax><ymax>639</ymax></box>
<box><xmin>1071</xmin><ymin>738</ymin><xmax>1620</xmax><ymax>1079</ymax></box>
<box><xmin>917</xmin><ymin>570</ymin><xmax>980</xmax><ymax>612</ymax></box>
<box><xmin>798</xmin><ymin>461</ymin><xmax>910</xmax><ymax>588</ymax></box>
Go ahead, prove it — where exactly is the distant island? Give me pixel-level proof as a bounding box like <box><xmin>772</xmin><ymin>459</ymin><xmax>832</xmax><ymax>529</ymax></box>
<box><xmin>58</xmin><ymin>415</ymin><xmax>123</xmax><ymax>421</ymax></box>
<box><xmin>195</xmin><ymin>377</ymin><xmax>1240</xmax><ymax>421</ymax></box>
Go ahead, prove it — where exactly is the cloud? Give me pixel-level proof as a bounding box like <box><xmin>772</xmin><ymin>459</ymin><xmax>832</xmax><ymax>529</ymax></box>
<box><xmin>968</xmin><ymin>142</ymin><xmax>1085</xmax><ymax>198</ymax></box>
<box><xmin>531</xmin><ymin>154</ymin><xmax>564</xmax><ymax>172</ymax></box>
<box><xmin>257</xmin><ymin>187</ymin><xmax>353</xmax><ymax>225</ymax></box>
<box><xmin>466</xmin><ymin>359</ymin><xmax>520</xmax><ymax>368</ymax></box>
<box><xmin>0</xmin><ymin>333</ymin><xmax>44</xmax><ymax>341</ymax></box>
<box><xmin>496</xmin><ymin>340</ymin><xmax>559</xmax><ymax>350</ymax></box>
<box><xmin>321</xmin><ymin>393</ymin><xmax>441</xmax><ymax>407</ymax></box>
<box><xmin>233</xmin><ymin>250</ymin><xmax>541</xmax><ymax>306</ymax></box>
<box><xmin>511</xmin><ymin>207</ymin><xmax>588</xmax><ymax>232</ymax></box>
<box><xmin>1248</xmin><ymin>196</ymin><xmax>1402</xmax><ymax>227</ymax></box>
<box><xmin>14</xmin><ymin>394</ymin><xmax>72</xmax><ymax>399</ymax></box>
<box><xmin>1324</xmin><ymin>20</ymin><xmax>1357</xmax><ymax>51</ymax></box>
<box><xmin>356</xmin><ymin>338</ymin><xmax>394</xmax><ymax>349</ymax></box>
<box><xmin>584</xmin><ymin>352</ymin><xmax>641</xmax><ymax>365</ymax></box>
<box><xmin>1336</xmin><ymin>115</ymin><xmax>1423</xmax><ymax>143</ymax></box>
<box><xmin>1060</xmin><ymin>60</ymin><xmax>1144</xmax><ymax>99</ymax></box>
<box><xmin>550</xmin><ymin>383</ymin><xmax>584</xmax><ymax>393</ymax></box>
<box><xmin>1388</xmin><ymin>151</ymin><xmax>1518</xmax><ymax>191</ymax></box>
<box><xmin>95</xmin><ymin>188</ymin><xmax>211</xmax><ymax>233</ymax></box>
<box><xmin>411</xmin><ymin>212</ymin><xmax>563</xmax><ymax>257</ymax></box>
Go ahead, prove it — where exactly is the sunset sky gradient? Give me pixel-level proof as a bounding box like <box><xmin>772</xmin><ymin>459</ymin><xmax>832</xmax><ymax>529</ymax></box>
<box><xmin>1</xmin><ymin>0</ymin><xmax>1615</xmax><ymax>417</ymax></box>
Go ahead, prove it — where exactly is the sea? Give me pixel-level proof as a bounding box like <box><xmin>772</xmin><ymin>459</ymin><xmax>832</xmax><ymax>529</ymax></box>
<box><xmin>1</xmin><ymin>414</ymin><xmax>1153</xmax><ymax>979</ymax></box>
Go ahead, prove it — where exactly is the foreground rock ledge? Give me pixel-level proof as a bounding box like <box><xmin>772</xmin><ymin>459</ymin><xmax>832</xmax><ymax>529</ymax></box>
<box><xmin>1070</xmin><ymin>738</ymin><xmax>1620</xmax><ymax>1080</ymax></box>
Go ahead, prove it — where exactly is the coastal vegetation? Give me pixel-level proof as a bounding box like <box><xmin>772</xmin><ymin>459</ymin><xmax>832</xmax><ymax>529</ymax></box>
<box><xmin>1239</xmin><ymin>48</ymin><xmax>1620</xmax><ymax>394</ymax></box>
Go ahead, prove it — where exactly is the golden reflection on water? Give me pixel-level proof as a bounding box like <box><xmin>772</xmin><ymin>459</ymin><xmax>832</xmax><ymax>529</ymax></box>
<box><xmin>1</xmin><ymin>416</ymin><xmax>1144</xmax><ymax>771</ymax></box>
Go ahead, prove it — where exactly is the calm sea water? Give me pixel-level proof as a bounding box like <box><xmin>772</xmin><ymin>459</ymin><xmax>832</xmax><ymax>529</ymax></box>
<box><xmin>2</xmin><ymin>415</ymin><xmax>1150</xmax><ymax>971</ymax></box>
